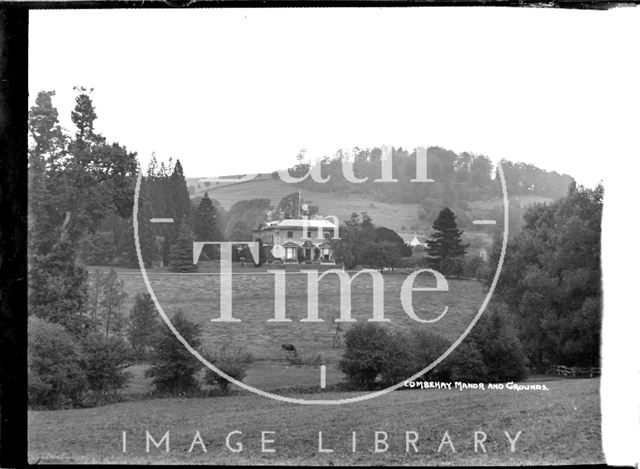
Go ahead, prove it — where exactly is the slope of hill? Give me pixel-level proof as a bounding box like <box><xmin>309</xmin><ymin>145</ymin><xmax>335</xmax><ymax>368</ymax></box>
<box><xmin>192</xmin><ymin>176</ymin><xmax>423</xmax><ymax>233</ymax></box>
<box><xmin>188</xmin><ymin>175</ymin><xmax>554</xmax><ymax>240</ymax></box>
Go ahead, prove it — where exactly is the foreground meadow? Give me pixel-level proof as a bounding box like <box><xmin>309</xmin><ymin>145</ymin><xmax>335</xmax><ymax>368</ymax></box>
<box><xmin>28</xmin><ymin>377</ymin><xmax>602</xmax><ymax>465</ymax></box>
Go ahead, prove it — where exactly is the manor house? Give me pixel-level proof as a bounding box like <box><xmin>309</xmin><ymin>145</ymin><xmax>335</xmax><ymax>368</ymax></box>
<box><xmin>252</xmin><ymin>217</ymin><xmax>339</xmax><ymax>264</ymax></box>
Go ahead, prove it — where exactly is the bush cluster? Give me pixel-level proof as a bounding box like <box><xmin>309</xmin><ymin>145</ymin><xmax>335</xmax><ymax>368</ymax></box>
<box><xmin>28</xmin><ymin>316</ymin><xmax>133</xmax><ymax>409</ymax></box>
<box><xmin>28</xmin><ymin>317</ymin><xmax>88</xmax><ymax>408</ymax></box>
<box><xmin>203</xmin><ymin>344</ymin><xmax>254</xmax><ymax>394</ymax></box>
<box><xmin>29</xmin><ymin>304</ymin><xmax>256</xmax><ymax>408</ymax></box>
<box><xmin>339</xmin><ymin>309</ymin><xmax>527</xmax><ymax>389</ymax></box>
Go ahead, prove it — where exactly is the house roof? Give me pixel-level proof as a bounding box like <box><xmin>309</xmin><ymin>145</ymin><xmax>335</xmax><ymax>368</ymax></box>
<box><xmin>257</xmin><ymin>218</ymin><xmax>338</xmax><ymax>231</ymax></box>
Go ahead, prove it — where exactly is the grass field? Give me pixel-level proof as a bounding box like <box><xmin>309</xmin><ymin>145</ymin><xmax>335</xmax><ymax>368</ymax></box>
<box><xmin>90</xmin><ymin>268</ymin><xmax>487</xmax><ymax>397</ymax></box>
<box><xmin>103</xmin><ymin>269</ymin><xmax>484</xmax><ymax>363</ymax></box>
<box><xmin>28</xmin><ymin>377</ymin><xmax>602</xmax><ymax>465</ymax></box>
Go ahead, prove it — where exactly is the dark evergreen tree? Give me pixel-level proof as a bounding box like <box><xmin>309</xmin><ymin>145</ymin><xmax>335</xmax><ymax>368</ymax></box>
<box><xmin>127</xmin><ymin>293</ymin><xmax>159</xmax><ymax>361</ymax></box>
<box><xmin>169</xmin><ymin>160</ymin><xmax>192</xmax><ymax>224</ymax></box>
<box><xmin>169</xmin><ymin>219</ymin><xmax>198</xmax><ymax>272</ymax></box>
<box><xmin>157</xmin><ymin>159</ymin><xmax>192</xmax><ymax>264</ymax></box>
<box><xmin>193</xmin><ymin>192</ymin><xmax>222</xmax><ymax>260</ymax></box>
<box><xmin>426</xmin><ymin>208</ymin><xmax>468</xmax><ymax>276</ymax></box>
<box><xmin>193</xmin><ymin>192</ymin><xmax>222</xmax><ymax>241</ymax></box>
<box><xmin>146</xmin><ymin>310</ymin><xmax>202</xmax><ymax>395</ymax></box>
<box><xmin>28</xmin><ymin>238</ymin><xmax>91</xmax><ymax>337</ymax></box>
<box><xmin>81</xmin><ymin>333</ymin><xmax>132</xmax><ymax>397</ymax></box>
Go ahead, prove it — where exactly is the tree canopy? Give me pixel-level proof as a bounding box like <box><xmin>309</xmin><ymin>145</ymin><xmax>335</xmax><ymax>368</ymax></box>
<box><xmin>491</xmin><ymin>184</ymin><xmax>603</xmax><ymax>368</ymax></box>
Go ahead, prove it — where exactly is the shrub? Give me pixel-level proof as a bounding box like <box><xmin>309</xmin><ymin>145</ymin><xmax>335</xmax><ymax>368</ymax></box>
<box><xmin>28</xmin><ymin>316</ymin><xmax>87</xmax><ymax>409</ymax></box>
<box><xmin>338</xmin><ymin>323</ymin><xmax>390</xmax><ymax>388</ymax></box>
<box><xmin>81</xmin><ymin>333</ymin><xmax>132</xmax><ymax>397</ymax></box>
<box><xmin>469</xmin><ymin>305</ymin><xmax>527</xmax><ymax>382</ymax></box>
<box><xmin>203</xmin><ymin>344</ymin><xmax>253</xmax><ymax>394</ymax></box>
<box><xmin>408</xmin><ymin>329</ymin><xmax>452</xmax><ymax>381</ymax></box>
<box><xmin>464</xmin><ymin>255</ymin><xmax>486</xmax><ymax>280</ymax></box>
<box><xmin>438</xmin><ymin>338</ymin><xmax>488</xmax><ymax>382</ymax></box>
<box><xmin>146</xmin><ymin>310</ymin><xmax>202</xmax><ymax>395</ymax></box>
<box><xmin>379</xmin><ymin>330</ymin><xmax>418</xmax><ymax>386</ymax></box>
<box><xmin>380</xmin><ymin>329</ymin><xmax>451</xmax><ymax>386</ymax></box>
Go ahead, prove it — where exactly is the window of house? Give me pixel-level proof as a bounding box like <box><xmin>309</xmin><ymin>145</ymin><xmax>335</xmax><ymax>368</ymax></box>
<box><xmin>287</xmin><ymin>231</ymin><xmax>293</xmax><ymax>238</ymax></box>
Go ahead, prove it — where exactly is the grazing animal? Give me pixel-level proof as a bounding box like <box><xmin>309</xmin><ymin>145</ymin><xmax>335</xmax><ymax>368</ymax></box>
<box><xmin>281</xmin><ymin>343</ymin><xmax>296</xmax><ymax>353</ymax></box>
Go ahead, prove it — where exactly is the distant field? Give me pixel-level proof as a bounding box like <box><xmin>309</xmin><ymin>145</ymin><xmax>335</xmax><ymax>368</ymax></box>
<box><xmin>28</xmin><ymin>377</ymin><xmax>602</xmax><ymax>465</ymax></box>
<box><xmin>468</xmin><ymin>194</ymin><xmax>553</xmax><ymax>210</ymax></box>
<box><xmin>201</xmin><ymin>177</ymin><xmax>423</xmax><ymax>233</ymax></box>
<box><xmin>189</xmin><ymin>175</ymin><xmax>552</xmax><ymax>238</ymax></box>
<box><xmin>104</xmin><ymin>269</ymin><xmax>484</xmax><ymax>363</ymax></box>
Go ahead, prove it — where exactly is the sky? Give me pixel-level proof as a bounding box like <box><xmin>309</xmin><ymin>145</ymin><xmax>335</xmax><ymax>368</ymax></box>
<box><xmin>29</xmin><ymin>8</ymin><xmax>640</xmax><ymax>187</ymax></box>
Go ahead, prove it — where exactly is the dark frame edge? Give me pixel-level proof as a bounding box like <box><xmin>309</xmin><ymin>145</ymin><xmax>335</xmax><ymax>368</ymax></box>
<box><xmin>0</xmin><ymin>7</ymin><xmax>29</xmax><ymax>469</ymax></box>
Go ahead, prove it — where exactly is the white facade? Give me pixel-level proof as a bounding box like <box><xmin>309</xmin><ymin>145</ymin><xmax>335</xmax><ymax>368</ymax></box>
<box><xmin>253</xmin><ymin>218</ymin><xmax>339</xmax><ymax>263</ymax></box>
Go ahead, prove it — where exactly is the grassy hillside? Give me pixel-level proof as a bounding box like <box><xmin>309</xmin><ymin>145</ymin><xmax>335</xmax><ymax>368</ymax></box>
<box><xmin>28</xmin><ymin>377</ymin><xmax>602</xmax><ymax>465</ymax></box>
<box><xmin>196</xmin><ymin>176</ymin><xmax>422</xmax><ymax>233</ymax></box>
<box><xmin>103</xmin><ymin>269</ymin><xmax>484</xmax><ymax>363</ymax></box>
<box><xmin>188</xmin><ymin>176</ymin><xmax>553</xmax><ymax>243</ymax></box>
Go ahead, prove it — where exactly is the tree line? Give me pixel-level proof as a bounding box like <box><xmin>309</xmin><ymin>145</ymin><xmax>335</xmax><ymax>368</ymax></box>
<box><xmin>287</xmin><ymin>146</ymin><xmax>574</xmax><ymax>203</ymax></box>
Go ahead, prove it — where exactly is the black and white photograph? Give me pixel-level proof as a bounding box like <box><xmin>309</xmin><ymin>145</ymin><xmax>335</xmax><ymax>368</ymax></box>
<box><xmin>2</xmin><ymin>3</ymin><xmax>639</xmax><ymax>466</ymax></box>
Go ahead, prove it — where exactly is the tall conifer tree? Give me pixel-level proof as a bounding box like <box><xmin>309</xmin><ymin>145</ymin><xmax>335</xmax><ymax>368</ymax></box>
<box><xmin>193</xmin><ymin>192</ymin><xmax>222</xmax><ymax>260</ymax></box>
<box><xmin>193</xmin><ymin>192</ymin><xmax>222</xmax><ymax>241</ymax></box>
<box><xmin>160</xmin><ymin>159</ymin><xmax>192</xmax><ymax>264</ymax></box>
<box><xmin>169</xmin><ymin>219</ymin><xmax>198</xmax><ymax>272</ymax></box>
<box><xmin>426</xmin><ymin>208</ymin><xmax>468</xmax><ymax>273</ymax></box>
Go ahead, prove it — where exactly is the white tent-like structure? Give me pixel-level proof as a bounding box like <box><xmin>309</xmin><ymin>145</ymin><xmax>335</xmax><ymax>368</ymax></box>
<box><xmin>409</xmin><ymin>234</ymin><xmax>424</xmax><ymax>247</ymax></box>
